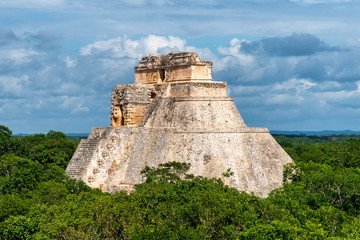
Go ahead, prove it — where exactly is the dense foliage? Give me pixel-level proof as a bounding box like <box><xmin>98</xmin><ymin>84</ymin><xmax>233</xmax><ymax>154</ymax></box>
<box><xmin>0</xmin><ymin>125</ymin><xmax>359</xmax><ymax>239</ymax></box>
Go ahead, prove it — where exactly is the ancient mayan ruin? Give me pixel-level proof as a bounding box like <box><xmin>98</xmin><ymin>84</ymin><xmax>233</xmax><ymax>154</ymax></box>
<box><xmin>66</xmin><ymin>52</ymin><xmax>293</xmax><ymax>197</ymax></box>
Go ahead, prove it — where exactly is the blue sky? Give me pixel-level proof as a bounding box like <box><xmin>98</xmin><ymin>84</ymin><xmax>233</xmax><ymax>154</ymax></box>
<box><xmin>1</xmin><ymin>0</ymin><xmax>360</xmax><ymax>133</ymax></box>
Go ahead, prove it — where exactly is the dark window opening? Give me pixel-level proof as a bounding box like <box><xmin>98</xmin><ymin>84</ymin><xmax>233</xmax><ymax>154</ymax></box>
<box><xmin>160</xmin><ymin>69</ymin><xmax>165</xmax><ymax>83</ymax></box>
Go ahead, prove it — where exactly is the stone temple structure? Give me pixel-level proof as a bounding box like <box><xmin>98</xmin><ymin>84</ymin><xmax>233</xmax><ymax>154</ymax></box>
<box><xmin>66</xmin><ymin>52</ymin><xmax>293</xmax><ymax>197</ymax></box>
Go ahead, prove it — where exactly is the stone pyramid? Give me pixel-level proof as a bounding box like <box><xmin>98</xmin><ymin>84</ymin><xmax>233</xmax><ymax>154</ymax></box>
<box><xmin>66</xmin><ymin>52</ymin><xmax>293</xmax><ymax>197</ymax></box>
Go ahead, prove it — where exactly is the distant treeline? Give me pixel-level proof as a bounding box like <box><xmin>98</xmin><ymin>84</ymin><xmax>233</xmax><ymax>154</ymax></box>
<box><xmin>273</xmin><ymin>133</ymin><xmax>360</xmax><ymax>141</ymax></box>
<box><xmin>271</xmin><ymin>130</ymin><xmax>360</xmax><ymax>136</ymax></box>
<box><xmin>1</xmin><ymin>125</ymin><xmax>359</xmax><ymax>239</ymax></box>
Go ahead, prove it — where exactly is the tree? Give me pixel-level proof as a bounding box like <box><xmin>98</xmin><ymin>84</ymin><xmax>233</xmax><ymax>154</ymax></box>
<box><xmin>0</xmin><ymin>125</ymin><xmax>13</xmax><ymax>156</ymax></box>
<box><xmin>0</xmin><ymin>154</ymin><xmax>44</xmax><ymax>195</ymax></box>
<box><xmin>46</xmin><ymin>130</ymin><xmax>67</xmax><ymax>140</ymax></box>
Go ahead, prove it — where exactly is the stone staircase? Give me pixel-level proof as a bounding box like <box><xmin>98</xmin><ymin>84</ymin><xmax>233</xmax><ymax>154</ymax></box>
<box><xmin>66</xmin><ymin>127</ymin><xmax>114</xmax><ymax>180</ymax></box>
<box><xmin>66</xmin><ymin>139</ymin><xmax>100</xmax><ymax>179</ymax></box>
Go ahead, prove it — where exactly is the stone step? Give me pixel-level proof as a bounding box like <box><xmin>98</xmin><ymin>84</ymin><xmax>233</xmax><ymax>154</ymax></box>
<box><xmin>80</xmin><ymin>144</ymin><xmax>97</xmax><ymax>147</ymax></box>
<box><xmin>67</xmin><ymin>167</ymin><xmax>84</xmax><ymax>174</ymax></box>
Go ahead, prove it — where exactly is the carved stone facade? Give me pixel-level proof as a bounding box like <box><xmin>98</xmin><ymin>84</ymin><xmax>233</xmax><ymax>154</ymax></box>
<box><xmin>66</xmin><ymin>52</ymin><xmax>293</xmax><ymax>197</ymax></box>
<box><xmin>110</xmin><ymin>84</ymin><xmax>152</xmax><ymax>126</ymax></box>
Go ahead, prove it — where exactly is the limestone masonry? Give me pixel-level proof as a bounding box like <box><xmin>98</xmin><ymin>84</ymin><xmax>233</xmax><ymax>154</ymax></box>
<box><xmin>66</xmin><ymin>52</ymin><xmax>293</xmax><ymax>197</ymax></box>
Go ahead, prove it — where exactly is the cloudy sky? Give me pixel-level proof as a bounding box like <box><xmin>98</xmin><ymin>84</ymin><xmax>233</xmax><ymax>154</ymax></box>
<box><xmin>1</xmin><ymin>0</ymin><xmax>360</xmax><ymax>133</ymax></box>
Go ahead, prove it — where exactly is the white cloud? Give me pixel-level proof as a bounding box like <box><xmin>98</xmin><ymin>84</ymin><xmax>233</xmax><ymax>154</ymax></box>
<box><xmin>0</xmin><ymin>0</ymin><xmax>65</xmax><ymax>8</ymax></box>
<box><xmin>217</xmin><ymin>38</ymin><xmax>255</xmax><ymax>67</ymax></box>
<box><xmin>316</xmin><ymin>81</ymin><xmax>341</xmax><ymax>91</ymax></box>
<box><xmin>317</xmin><ymin>81</ymin><xmax>360</xmax><ymax>101</ymax></box>
<box><xmin>230</xmin><ymin>85</ymin><xmax>267</xmax><ymax>96</ymax></box>
<box><xmin>80</xmin><ymin>35</ymin><xmax>188</xmax><ymax>58</ymax></box>
<box><xmin>266</xmin><ymin>93</ymin><xmax>300</xmax><ymax>105</ymax></box>
<box><xmin>60</xmin><ymin>96</ymin><xmax>89</xmax><ymax>114</ymax></box>
<box><xmin>80</xmin><ymin>37</ymin><xmax>127</xmax><ymax>56</ymax></box>
<box><xmin>65</xmin><ymin>56</ymin><xmax>76</xmax><ymax>68</ymax></box>
<box><xmin>0</xmin><ymin>48</ymin><xmax>38</xmax><ymax>64</ymax></box>
<box><xmin>260</xmin><ymin>78</ymin><xmax>316</xmax><ymax>105</ymax></box>
<box><xmin>0</xmin><ymin>75</ymin><xmax>29</xmax><ymax>96</ymax></box>
<box><xmin>141</xmin><ymin>35</ymin><xmax>187</xmax><ymax>54</ymax></box>
<box><xmin>273</xmin><ymin>78</ymin><xmax>316</xmax><ymax>92</ymax></box>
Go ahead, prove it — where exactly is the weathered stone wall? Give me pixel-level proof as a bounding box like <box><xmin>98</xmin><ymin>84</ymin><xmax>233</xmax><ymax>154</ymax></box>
<box><xmin>135</xmin><ymin>69</ymin><xmax>164</xmax><ymax>84</ymax></box>
<box><xmin>69</xmin><ymin>126</ymin><xmax>291</xmax><ymax>197</ymax></box>
<box><xmin>167</xmin><ymin>82</ymin><xmax>227</xmax><ymax>97</ymax></box>
<box><xmin>144</xmin><ymin>96</ymin><xmax>246</xmax><ymax>130</ymax></box>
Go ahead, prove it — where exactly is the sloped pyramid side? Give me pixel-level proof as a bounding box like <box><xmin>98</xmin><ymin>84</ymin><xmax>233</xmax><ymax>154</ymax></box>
<box><xmin>66</xmin><ymin>82</ymin><xmax>293</xmax><ymax>197</ymax></box>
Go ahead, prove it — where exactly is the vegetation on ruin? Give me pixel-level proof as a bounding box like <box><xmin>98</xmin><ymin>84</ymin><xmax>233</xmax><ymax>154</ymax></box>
<box><xmin>1</xmin><ymin>125</ymin><xmax>360</xmax><ymax>239</ymax></box>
